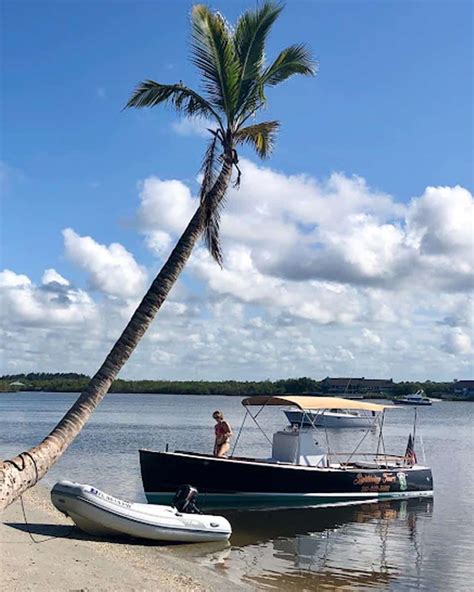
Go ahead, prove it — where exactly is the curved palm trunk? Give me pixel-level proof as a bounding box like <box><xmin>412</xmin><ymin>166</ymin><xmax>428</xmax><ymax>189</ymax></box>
<box><xmin>0</xmin><ymin>161</ymin><xmax>233</xmax><ymax>511</ymax></box>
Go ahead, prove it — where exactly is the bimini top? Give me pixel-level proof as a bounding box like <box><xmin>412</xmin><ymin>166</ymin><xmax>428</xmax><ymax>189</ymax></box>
<box><xmin>241</xmin><ymin>395</ymin><xmax>395</xmax><ymax>412</ymax></box>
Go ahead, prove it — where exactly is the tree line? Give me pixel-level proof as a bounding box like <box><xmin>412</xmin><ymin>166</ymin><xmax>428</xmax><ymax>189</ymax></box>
<box><xmin>0</xmin><ymin>374</ymin><xmax>320</xmax><ymax>395</ymax></box>
<box><xmin>0</xmin><ymin>373</ymin><xmax>458</xmax><ymax>398</ymax></box>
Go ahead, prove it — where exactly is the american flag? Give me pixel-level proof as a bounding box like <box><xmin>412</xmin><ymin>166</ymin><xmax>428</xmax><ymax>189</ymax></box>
<box><xmin>405</xmin><ymin>433</ymin><xmax>417</xmax><ymax>465</ymax></box>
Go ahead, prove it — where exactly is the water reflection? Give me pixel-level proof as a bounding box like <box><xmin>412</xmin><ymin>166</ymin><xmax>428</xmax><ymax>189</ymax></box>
<box><xmin>194</xmin><ymin>497</ymin><xmax>433</xmax><ymax>591</ymax></box>
<box><xmin>1</xmin><ymin>394</ymin><xmax>472</xmax><ymax>590</ymax></box>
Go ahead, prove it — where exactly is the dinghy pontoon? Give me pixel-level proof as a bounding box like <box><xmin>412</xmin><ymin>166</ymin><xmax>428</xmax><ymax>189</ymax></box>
<box><xmin>51</xmin><ymin>480</ymin><xmax>231</xmax><ymax>543</ymax></box>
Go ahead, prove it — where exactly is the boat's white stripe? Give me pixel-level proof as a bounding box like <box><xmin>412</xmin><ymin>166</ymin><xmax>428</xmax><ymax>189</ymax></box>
<box><xmin>148</xmin><ymin>490</ymin><xmax>434</xmax><ymax>499</ymax></box>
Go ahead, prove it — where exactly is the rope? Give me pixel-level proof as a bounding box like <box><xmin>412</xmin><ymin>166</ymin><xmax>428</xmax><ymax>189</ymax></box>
<box><xmin>4</xmin><ymin>451</ymin><xmax>39</xmax><ymax>485</ymax></box>
<box><xmin>6</xmin><ymin>451</ymin><xmax>75</xmax><ymax>543</ymax></box>
<box><xmin>18</xmin><ymin>494</ymin><xmax>75</xmax><ymax>544</ymax></box>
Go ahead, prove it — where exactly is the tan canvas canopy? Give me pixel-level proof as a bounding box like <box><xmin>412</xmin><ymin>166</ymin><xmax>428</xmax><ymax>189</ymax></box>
<box><xmin>241</xmin><ymin>395</ymin><xmax>395</xmax><ymax>412</ymax></box>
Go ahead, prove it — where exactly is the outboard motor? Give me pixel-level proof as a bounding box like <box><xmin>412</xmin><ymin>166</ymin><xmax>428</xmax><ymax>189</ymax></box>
<box><xmin>172</xmin><ymin>484</ymin><xmax>202</xmax><ymax>514</ymax></box>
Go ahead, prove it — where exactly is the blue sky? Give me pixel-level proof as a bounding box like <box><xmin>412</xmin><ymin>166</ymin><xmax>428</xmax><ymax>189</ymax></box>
<box><xmin>1</xmin><ymin>1</ymin><xmax>473</xmax><ymax>380</ymax></box>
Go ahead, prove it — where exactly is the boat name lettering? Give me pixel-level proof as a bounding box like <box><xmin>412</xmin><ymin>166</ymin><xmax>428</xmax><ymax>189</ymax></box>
<box><xmin>353</xmin><ymin>474</ymin><xmax>382</xmax><ymax>486</ymax></box>
<box><xmin>90</xmin><ymin>488</ymin><xmax>131</xmax><ymax>508</ymax></box>
<box><xmin>354</xmin><ymin>472</ymin><xmax>398</xmax><ymax>490</ymax></box>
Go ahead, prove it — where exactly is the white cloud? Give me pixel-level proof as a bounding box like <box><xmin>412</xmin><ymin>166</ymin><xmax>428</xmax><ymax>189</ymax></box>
<box><xmin>206</xmin><ymin>160</ymin><xmax>473</xmax><ymax>293</ymax></box>
<box><xmin>406</xmin><ymin>185</ymin><xmax>473</xmax><ymax>255</ymax></box>
<box><xmin>190</xmin><ymin>245</ymin><xmax>364</xmax><ymax>325</ymax></box>
<box><xmin>42</xmin><ymin>268</ymin><xmax>69</xmax><ymax>286</ymax></box>
<box><xmin>62</xmin><ymin>228</ymin><xmax>148</xmax><ymax>298</ymax></box>
<box><xmin>1</xmin><ymin>160</ymin><xmax>473</xmax><ymax>381</ymax></box>
<box><xmin>361</xmin><ymin>328</ymin><xmax>382</xmax><ymax>346</ymax></box>
<box><xmin>136</xmin><ymin>176</ymin><xmax>197</xmax><ymax>256</ymax></box>
<box><xmin>137</xmin><ymin>177</ymin><xmax>196</xmax><ymax>234</ymax></box>
<box><xmin>126</xmin><ymin>160</ymin><xmax>473</xmax><ymax>380</ymax></box>
<box><xmin>443</xmin><ymin>327</ymin><xmax>472</xmax><ymax>355</ymax></box>
<box><xmin>0</xmin><ymin>269</ymin><xmax>31</xmax><ymax>289</ymax></box>
<box><xmin>0</xmin><ymin>269</ymin><xmax>96</xmax><ymax>328</ymax></box>
<box><xmin>171</xmin><ymin>117</ymin><xmax>215</xmax><ymax>138</ymax></box>
<box><xmin>145</xmin><ymin>230</ymin><xmax>173</xmax><ymax>256</ymax></box>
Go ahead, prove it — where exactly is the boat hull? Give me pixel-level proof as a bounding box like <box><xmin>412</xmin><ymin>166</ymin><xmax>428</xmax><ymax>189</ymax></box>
<box><xmin>140</xmin><ymin>450</ymin><xmax>433</xmax><ymax>508</ymax></box>
<box><xmin>396</xmin><ymin>400</ymin><xmax>432</xmax><ymax>406</ymax></box>
<box><xmin>284</xmin><ymin>409</ymin><xmax>374</xmax><ymax>428</ymax></box>
<box><xmin>51</xmin><ymin>480</ymin><xmax>231</xmax><ymax>542</ymax></box>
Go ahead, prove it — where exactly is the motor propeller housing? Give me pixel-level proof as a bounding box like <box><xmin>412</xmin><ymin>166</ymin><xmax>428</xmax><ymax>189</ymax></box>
<box><xmin>172</xmin><ymin>484</ymin><xmax>202</xmax><ymax>514</ymax></box>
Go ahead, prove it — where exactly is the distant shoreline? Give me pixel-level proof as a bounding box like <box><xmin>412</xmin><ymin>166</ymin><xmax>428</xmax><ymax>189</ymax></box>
<box><xmin>1</xmin><ymin>390</ymin><xmax>471</xmax><ymax>402</ymax></box>
<box><xmin>1</xmin><ymin>374</ymin><xmax>471</xmax><ymax>400</ymax></box>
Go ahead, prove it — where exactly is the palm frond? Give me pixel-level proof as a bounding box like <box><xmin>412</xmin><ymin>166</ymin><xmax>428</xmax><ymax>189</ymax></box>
<box><xmin>199</xmin><ymin>133</ymin><xmax>220</xmax><ymax>201</ymax></box>
<box><xmin>261</xmin><ymin>43</ymin><xmax>317</xmax><ymax>87</ymax></box>
<box><xmin>235</xmin><ymin>120</ymin><xmax>280</xmax><ymax>159</ymax></box>
<box><xmin>191</xmin><ymin>4</ymin><xmax>241</xmax><ymax>120</ymax></box>
<box><xmin>199</xmin><ymin>132</ymin><xmax>228</xmax><ymax>265</ymax></box>
<box><xmin>204</xmin><ymin>203</ymin><xmax>224</xmax><ymax>267</ymax></box>
<box><xmin>125</xmin><ymin>80</ymin><xmax>223</xmax><ymax>127</ymax></box>
<box><xmin>234</xmin><ymin>2</ymin><xmax>283</xmax><ymax>107</ymax></box>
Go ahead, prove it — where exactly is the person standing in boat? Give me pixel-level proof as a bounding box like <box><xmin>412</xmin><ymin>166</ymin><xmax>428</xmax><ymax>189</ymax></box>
<box><xmin>213</xmin><ymin>411</ymin><xmax>232</xmax><ymax>457</ymax></box>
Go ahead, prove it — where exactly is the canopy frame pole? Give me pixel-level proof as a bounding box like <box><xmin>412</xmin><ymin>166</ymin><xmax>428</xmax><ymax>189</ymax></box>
<box><xmin>231</xmin><ymin>408</ymin><xmax>249</xmax><ymax>457</ymax></box>
<box><xmin>296</xmin><ymin>411</ymin><xmax>307</xmax><ymax>465</ymax></box>
<box><xmin>247</xmin><ymin>405</ymin><xmax>273</xmax><ymax>446</ymax></box>
<box><xmin>299</xmin><ymin>411</ymin><xmax>306</xmax><ymax>431</ymax></box>
<box><xmin>379</xmin><ymin>410</ymin><xmax>388</xmax><ymax>468</ymax></box>
<box><xmin>343</xmin><ymin>412</ymin><xmax>381</xmax><ymax>467</ymax></box>
<box><xmin>413</xmin><ymin>407</ymin><xmax>418</xmax><ymax>445</ymax></box>
<box><xmin>315</xmin><ymin>413</ymin><xmax>330</xmax><ymax>466</ymax></box>
<box><xmin>322</xmin><ymin>411</ymin><xmax>331</xmax><ymax>460</ymax></box>
<box><xmin>419</xmin><ymin>433</ymin><xmax>426</xmax><ymax>464</ymax></box>
<box><xmin>375</xmin><ymin>411</ymin><xmax>385</xmax><ymax>466</ymax></box>
<box><xmin>297</xmin><ymin>410</ymin><xmax>329</xmax><ymax>466</ymax></box>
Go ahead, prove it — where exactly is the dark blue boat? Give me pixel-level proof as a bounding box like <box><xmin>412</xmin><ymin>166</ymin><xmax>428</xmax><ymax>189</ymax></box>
<box><xmin>140</xmin><ymin>395</ymin><xmax>433</xmax><ymax>508</ymax></box>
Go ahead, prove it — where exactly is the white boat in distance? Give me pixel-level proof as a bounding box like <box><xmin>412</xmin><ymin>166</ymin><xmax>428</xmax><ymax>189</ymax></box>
<box><xmin>51</xmin><ymin>481</ymin><xmax>231</xmax><ymax>543</ymax></box>
<box><xmin>396</xmin><ymin>390</ymin><xmax>432</xmax><ymax>406</ymax></box>
<box><xmin>284</xmin><ymin>407</ymin><xmax>378</xmax><ymax>428</ymax></box>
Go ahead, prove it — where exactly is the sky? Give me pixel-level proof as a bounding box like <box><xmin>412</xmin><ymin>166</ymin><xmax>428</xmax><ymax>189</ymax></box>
<box><xmin>1</xmin><ymin>0</ymin><xmax>473</xmax><ymax>382</ymax></box>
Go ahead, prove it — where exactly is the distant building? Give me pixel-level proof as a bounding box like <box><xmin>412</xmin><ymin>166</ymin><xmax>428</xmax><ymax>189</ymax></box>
<box><xmin>321</xmin><ymin>377</ymin><xmax>394</xmax><ymax>396</ymax></box>
<box><xmin>452</xmin><ymin>380</ymin><xmax>474</xmax><ymax>399</ymax></box>
<box><xmin>9</xmin><ymin>380</ymin><xmax>25</xmax><ymax>388</ymax></box>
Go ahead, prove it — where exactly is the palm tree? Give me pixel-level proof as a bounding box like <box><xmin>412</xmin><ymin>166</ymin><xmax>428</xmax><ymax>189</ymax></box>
<box><xmin>0</xmin><ymin>1</ymin><xmax>316</xmax><ymax>509</ymax></box>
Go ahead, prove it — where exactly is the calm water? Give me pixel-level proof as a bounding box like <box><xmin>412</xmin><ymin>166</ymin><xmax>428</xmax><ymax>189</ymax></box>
<box><xmin>1</xmin><ymin>392</ymin><xmax>473</xmax><ymax>591</ymax></box>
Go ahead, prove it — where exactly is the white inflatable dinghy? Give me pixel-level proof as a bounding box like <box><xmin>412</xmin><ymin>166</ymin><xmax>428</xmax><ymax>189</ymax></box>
<box><xmin>51</xmin><ymin>480</ymin><xmax>231</xmax><ymax>543</ymax></box>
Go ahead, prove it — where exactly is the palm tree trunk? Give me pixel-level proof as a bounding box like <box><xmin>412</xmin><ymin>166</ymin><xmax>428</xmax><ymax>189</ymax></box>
<box><xmin>0</xmin><ymin>160</ymin><xmax>233</xmax><ymax>511</ymax></box>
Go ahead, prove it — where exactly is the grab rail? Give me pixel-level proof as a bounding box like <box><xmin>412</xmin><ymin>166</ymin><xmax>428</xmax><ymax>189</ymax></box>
<box><xmin>327</xmin><ymin>452</ymin><xmax>405</xmax><ymax>458</ymax></box>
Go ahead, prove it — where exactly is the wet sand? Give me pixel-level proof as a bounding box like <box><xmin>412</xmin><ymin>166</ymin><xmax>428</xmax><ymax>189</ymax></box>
<box><xmin>0</xmin><ymin>485</ymin><xmax>249</xmax><ymax>592</ymax></box>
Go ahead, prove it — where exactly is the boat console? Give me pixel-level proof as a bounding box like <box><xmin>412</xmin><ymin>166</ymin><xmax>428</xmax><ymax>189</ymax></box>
<box><xmin>272</xmin><ymin>427</ymin><xmax>328</xmax><ymax>467</ymax></box>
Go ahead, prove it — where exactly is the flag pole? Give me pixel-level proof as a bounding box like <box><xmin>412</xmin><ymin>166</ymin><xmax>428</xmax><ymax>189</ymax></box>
<box><xmin>420</xmin><ymin>433</ymin><xmax>426</xmax><ymax>464</ymax></box>
<box><xmin>413</xmin><ymin>407</ymin><xmax>417</xmax><ymax>445</ymax></box>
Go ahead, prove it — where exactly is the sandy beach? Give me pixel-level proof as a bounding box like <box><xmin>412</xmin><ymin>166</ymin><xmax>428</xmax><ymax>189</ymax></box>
<box><xmin>0</xmin><ymin>485</ymin><xmax>249</xmax><ymax>592</ymax></box>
